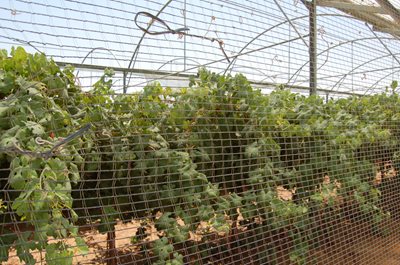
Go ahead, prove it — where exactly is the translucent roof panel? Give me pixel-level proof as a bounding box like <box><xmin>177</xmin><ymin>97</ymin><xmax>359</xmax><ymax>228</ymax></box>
<box><xmin>317</xmin><ymin>0</ymin><xmax>400</xmax><ymax>36</ymax></box>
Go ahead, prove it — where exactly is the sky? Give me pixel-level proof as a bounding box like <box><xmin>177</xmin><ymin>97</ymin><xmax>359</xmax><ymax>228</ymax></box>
<box><xmin>1</xmin><ymin>0</ymin><xmax>400</xmax><ymax>97</ymax></box>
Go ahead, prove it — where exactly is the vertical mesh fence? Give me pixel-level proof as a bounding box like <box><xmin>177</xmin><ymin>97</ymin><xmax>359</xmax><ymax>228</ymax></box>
<box><xmin>2</xmin><ymin>1</ymin><xmax>400</xmax><ymax>265</ymax></box>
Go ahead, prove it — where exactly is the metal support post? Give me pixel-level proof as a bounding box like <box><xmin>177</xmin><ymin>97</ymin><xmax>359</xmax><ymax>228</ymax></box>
<box><xmin>304</xmin><ymin>0</ymin><xmax>318</xmax><ymax>95</ymax></box>
<box><xmin>123</xmin><ymin>71</ymin><xmax>127</xmax><ymax>94</ymax></box>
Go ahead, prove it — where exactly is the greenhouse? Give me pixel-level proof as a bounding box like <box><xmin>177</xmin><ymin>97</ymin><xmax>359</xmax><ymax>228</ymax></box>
<box><xmin>1</xmin><ymin>0</ymin><xmax>400</xmax><ymax>264</ymax></box>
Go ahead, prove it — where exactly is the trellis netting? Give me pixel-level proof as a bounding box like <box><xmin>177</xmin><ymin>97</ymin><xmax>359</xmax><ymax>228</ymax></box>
<box><xmin>2</xmin><ymin>1</ymin><xmax>400</xmax><ymax>264</ymax></box>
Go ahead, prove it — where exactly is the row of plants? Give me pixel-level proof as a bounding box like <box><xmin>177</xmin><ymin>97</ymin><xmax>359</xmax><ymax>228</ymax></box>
<box><xmin>1</xmin><ymin>47</ymin><xmax>400</xmax><ymax>264</ymax></box>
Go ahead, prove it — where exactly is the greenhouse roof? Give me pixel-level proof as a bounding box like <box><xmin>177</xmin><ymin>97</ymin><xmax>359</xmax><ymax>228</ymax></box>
<box><xmin>317</xmin><ymin>0</ymin><xmax>400</xmax><ymax>36</ymax></box>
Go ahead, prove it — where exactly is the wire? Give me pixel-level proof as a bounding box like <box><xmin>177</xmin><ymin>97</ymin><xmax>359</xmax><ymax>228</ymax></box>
<box><xmin>125</xmin><ymin>0</ymin><xmax>173</xmax><ymax>93</ymax></box>
<box><xmin>0</xmin><ymin>123</ymin><xmax>91</xmax><ymax>159</ymax></box>
<box><xmin>134</xmin><ymin>11</ymin><xmax>189</xmax><ymax>36</ymax></box>
<box><xmin>134</xmin><ymin>11</ymin><xmax>231</xmax><ymax>63</ymax></box>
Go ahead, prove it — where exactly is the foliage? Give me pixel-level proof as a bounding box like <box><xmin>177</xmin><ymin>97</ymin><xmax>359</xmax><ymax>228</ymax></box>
<box><xmin>1</xmin><ymin>48</ymin><xmax>400</xmax><ymax>264</ymax></box>
<box><xmin>0</xmin><ymin>47</ymin><xmax>85</xmax><ymax>264</ymax></box>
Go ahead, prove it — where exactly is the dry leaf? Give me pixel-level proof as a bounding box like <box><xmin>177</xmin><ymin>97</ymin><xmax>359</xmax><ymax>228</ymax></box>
<box><xmin>334</xmin><ymin>179</ymin><xmax>342</xmax><ymax>188</ymax></box>
<box><xmin>384</xmin><ymin>162</ymin><xmax>392</xmax><ymax>170</ymax></box>
<box><xmin>197</xmin><ymin>221</ymin><xmax>210</xmax><ymax>233</ymax></box>
<box><xmin>155</xmin><ymin>211</ymin><xmax>163</xmax><ymax>220</ymax></box>
<box><xmin>144</xmin><ymin>223</ymin><xmax>160</xmax><ymax>242</ymax></box>
<box><xmin>277</xmin><ymin>186</ymin><xmax>294</xmax><ymax>201</ymax></box>
<box><xmin>235</xmin><ymin>208</ymin><xmax>247</xmax><ymax>231</ymax></box>
<box><xmin>322</xmin><ymin>175</ymin><xmax>341</xmax><ymax>189</ymax></box>
<box><xmin>374</xmin><ymin>171</ymin><xmax>382</xmax><ymax>185</ymax></box>
<box><xmin>236</xmin><ymin>208</ymin><xmax>244</xmax><ymax>222</ymax></box>
<box><xmin>224</xmin><ymin>214</ymin><xmax>233</xmax><ymax>227</ymax></box>
<box><xmin>254</xmin><ymin>216</ymin><xmax>263</xmax><ymax>225</ymax></box>
<box><xmin>323</xmin><ymin>175</ymin><xmax>330</xmax><ymax>185</ymax></box>
<box><xmin>189</xmin><ymin>231</ymin><xmax>202</xmax><ymax>242</ymax></box>
<box><xmin>217</xmin><ymin>231</ymin><xmax>227</xmax><ymax>236</ymax></box>
<box><xmin>209</xmin><ymin>225</ymin><xmax>228</xmax><ymax>237</ymax></box>
<box><xmin>237</xmin><ymin>225</ymin><xmax>248</xmax><ymax>232</ymax></box>
<box><xmin>335</xmin><ymin>195</ymin><xmax>344</xmax><ymax>205</ymax></box>
<box><xmin>385</xmin><ymin>168</ymin><xmax>397</xmax><ymax>179</ymax></box>
<box><xmin>324</xmin><ymin>188</ymin><xmax>337</xmax><ymax>202</ymax></box>
<box><xmin>176</xmin><ymin>217</ymin><xmax>185</xmax><ymax>227</ymax></box>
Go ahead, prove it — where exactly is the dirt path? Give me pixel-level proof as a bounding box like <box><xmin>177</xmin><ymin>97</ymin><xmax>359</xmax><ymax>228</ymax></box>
<box><xmin>3</xmin><ymin>220</ymin><xmax>400</xmax><ymax>264</ymax></box>
<box><xmin>311</xmin><ymin>221</ymin><xmax>400</xmax><ymax>265</ymax></box>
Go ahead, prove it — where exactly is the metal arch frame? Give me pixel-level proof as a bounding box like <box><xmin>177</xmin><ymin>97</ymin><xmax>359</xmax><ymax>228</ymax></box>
<box><xmin>222</xmin><ymin>9</ymin><xmax>375</xmax><ymax>96</ymax></box>
<box><xmin>329</xmin><ymin>52</ymin><xmax>400</xmax><ymax>92</ymax></box>
<box><xmin>368</xmin><ymin>69</ymin><xmax>400</xmax><ymax>93</ymax></box>
<box><xmin>287</xmin><ymin>36</ymin><xmax>399</xmax><ymax>90</ymax></box>
<box><xmin>16</xmin><ymin>0</ymin><xmax>400</xmax><ymax>97</ymax></box>
<box><xmin>157</xmin><ymin>57</ymin><xmax>202</xmax><ymax>71</ymax></box>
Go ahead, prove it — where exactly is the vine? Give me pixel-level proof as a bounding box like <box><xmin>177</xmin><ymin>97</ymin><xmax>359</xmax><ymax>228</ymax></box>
<box><xmin>1</xmin><ymin>48</ymin><xmax>399</xmax><ymax>264</ymax></box>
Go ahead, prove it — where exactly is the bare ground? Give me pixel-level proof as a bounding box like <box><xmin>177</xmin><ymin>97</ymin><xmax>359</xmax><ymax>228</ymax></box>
<box><xmin>3</xmin><ymin>220</ymin><xmax>400</xmax><ymax>265</ymax></box>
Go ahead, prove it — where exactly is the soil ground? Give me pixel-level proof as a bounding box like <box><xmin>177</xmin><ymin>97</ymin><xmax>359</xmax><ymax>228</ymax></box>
<box><xmin>310</xmin><ymin>220</ymin><xmax>400</xmax><ymax>265</ymax></box>
<box><xmin>3</xmin><ymin>220</ymin><xmax>400</xmax><ymax>265</ymax></box>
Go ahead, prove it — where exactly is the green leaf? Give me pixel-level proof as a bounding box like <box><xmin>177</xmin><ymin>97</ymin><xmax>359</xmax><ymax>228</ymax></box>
<box><xmin>167</xmin><ymin>253</ymin><xmax>184</xmax><ymax>265</ymax></box>
<box><xmin>9</xmin><ymin>166</ymin><xmax>25</xmax><ymax>190</ymax></box>
<box><xmin>12</xmin><ymin>46</ymin><xmax>28</xmax><ymax>63</ymax></box>
<box><xmin>168</xmin><ymin>227</ymin><xmax>188</xmax><ymax>243</ymax></box>
<box><xmin>156</xmin><ymin>212</ymin><xmax>175</xmax><ymax>230</ymax></box>
<box><xmin>391</xmin><ymin>80</ymin><xmax>398</xmax><ymax>90</ymax></box>
<box><xmin>15</xmin><ymin>232</ymin><xmax>35</xmax><ymax>265</ymax></box>
<box><xmin>69</xmin><ymin>163</ymin><xmax>80</xmax><ymax>184</ymax></box>
<box><xmin>0</xmin><ymin>244</ymin><xmax>9</xmax><ymax>263</ymax></box>
<box><xmin>0</xmin><ymin>228</ymin><xmax>17</xmax><ymax>262</ymax></box>
<box><xmin>245</xmin><ymin>142</ymin><xmax>260</xmax><ymax>158</ymax></box>
<box><xmin>217</xmin><ymin>197</ymin><xmax>231</xmax><ymax>211</ymax></box>
<box><xmin>24</xmin><ymin>121</ymin><xmax>45</xmax><ymax>135</ymax></box>
<box><xmin>229</xmin><ymin>193</ymin><xmax>242</xmax><ymax>208</ymax></box>
<box><xmin>310</xmin><ymin>193</ymin><xmax>324</xmax><ymax>203</ymax></box>
<box><xmin>205</xmin><ymin>184</ymin><xmax>219</xmax><ymax>198</ymax></box>
<box><xmin>198</xmin><ymin>205</ymin><xmax>214</xmax><ymax>221</ymax></box>
<box><xmin>210</xmin><ymin>214</ymin><xmax>230</xmax><ymax>235</ymax></box>
<box><xmin>0</xmin><ymin>71</ymin><xmax>15</xmax><ymax>95</ymax></box>
<box><xmin>153</xmin><ymin>237</ymin><xmax>173</xmax><ymax>261</ymax></box>
<box><xmin>45</xmin><ymin>243</ymin><xmax>73</xmax><ymax>265</ymax></box>
<box><xmin>98</xmin><ymin>205</ymin><xmax>119</xmax><ymax>233</ymax></box>
<box><xmin>75</xmin><ymin>237</ymin><xmax>89</xmax><ymax>255</ymax></box>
